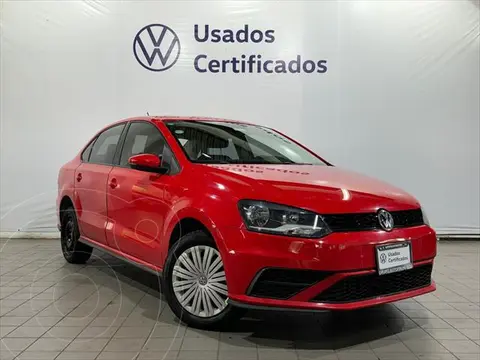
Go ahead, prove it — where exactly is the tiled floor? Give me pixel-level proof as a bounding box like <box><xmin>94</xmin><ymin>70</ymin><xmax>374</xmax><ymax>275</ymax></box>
<box><xmin>1</xmin><ymin>239</ymin><xmax>479</xmax><ymax>360</ymax></box>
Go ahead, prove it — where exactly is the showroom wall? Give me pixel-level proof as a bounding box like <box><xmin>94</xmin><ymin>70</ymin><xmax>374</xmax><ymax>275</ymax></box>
<box><xmin>1</xmin><ymin>0</ymin><xmax>479</xmax><ymax>236</ymax></box>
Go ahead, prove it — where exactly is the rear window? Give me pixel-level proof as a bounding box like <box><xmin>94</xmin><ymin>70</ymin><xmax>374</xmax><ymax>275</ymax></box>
<box><xmin>88</xmin><ymin>124</ymin><xmax>125</xmax><ymax>165</ymax></box>
<box><xmin>81</xmin><ymin>140</ymin><xmax>95</xmax><ymax>162</ymax></box>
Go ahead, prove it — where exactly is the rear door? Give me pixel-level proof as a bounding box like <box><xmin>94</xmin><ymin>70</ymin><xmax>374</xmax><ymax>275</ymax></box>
<box><xmin>74</xmin><ymin>123</ymin><xmax>126</xmax><ymax>244</ymax></box>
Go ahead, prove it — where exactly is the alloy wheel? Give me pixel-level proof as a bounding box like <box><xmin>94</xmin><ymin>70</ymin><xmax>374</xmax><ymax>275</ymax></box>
<box><xmin>172</xmin><ymin>245</ymin><xmax>228</xmax><ymax>318</ymax></box>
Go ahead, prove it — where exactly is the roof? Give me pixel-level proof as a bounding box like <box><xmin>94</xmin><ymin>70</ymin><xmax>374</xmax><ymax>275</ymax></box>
<box><xmin>114</xmin><ymin>116</ymin><xmax>250</xmax><ymax>124</ymax></box>
<box><xmin>153</xmin><ymin>116</ymin><xmax>251</xmax><ymax>124</ymax></box>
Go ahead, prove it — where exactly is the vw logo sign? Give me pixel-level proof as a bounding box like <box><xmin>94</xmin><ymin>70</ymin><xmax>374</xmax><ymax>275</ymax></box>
<box><xmin>377</xmin><ymin>209</ymin><xmax>394</xmax><ymax>232</ymax></box>
<box><xmin>133</xmin><ymin>24</ymin><xmax>180</xmax><ymax>72</ymax></box>
<box><xmin>380</xmin><ymin>253</ymin><xmax>387</xmax><ymax>264</ymax></box>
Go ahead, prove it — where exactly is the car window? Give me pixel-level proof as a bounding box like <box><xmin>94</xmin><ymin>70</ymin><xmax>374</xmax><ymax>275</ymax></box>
<box><xmin>81</xmin><ymin>139</ymin><xmax>95</xmax><ymax>162</ymax></box>
<box><xmin>89</xmin><ymin>124</ymin><xmax>125</xmax><ymax>165</ymax></box>
<box><xmin>119</xmin><ymin>122</ymin><xmax>178</xmax><ymax>171</ymax></box>
<box><xmin>166</xmin><ymin>121</ymin><xmax>326</xmax><ymax>165</ymax></box>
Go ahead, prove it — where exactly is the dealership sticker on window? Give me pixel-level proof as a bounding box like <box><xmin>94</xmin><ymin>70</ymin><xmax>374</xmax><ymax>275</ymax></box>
<box><xmin>376</xmin><ymin>242</ymin><xmax>413</xmax><ymax>275</ymax></box>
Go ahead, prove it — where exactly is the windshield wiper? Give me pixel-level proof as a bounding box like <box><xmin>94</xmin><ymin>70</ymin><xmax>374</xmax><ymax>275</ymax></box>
<box><xmin>194</xmin><ymin>159</ymin><xmax>232</xmax><ymax>164</ymax></box>
<box><xmin>194</xmin><ymin>159</ymin><xmax>314</xmax><ymax>165</ymax></box>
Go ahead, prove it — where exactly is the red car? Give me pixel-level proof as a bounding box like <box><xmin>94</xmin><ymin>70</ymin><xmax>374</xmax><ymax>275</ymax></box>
<box><xmin>57</xmin><ymin>116</ymin><xmax>437</xmax><ymax>328</ymax></box>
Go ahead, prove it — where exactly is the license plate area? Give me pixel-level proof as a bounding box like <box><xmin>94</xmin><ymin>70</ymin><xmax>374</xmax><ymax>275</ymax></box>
<box><xmin>376</xmin><ymin>242</ymin><xmax>413</xmax><ymax>275</ymax></box>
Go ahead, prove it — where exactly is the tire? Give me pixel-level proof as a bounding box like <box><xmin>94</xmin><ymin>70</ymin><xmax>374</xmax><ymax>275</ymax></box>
<box><xmin>163</xmin><ymin>230</ymin><xmax>243</xmax><ymax>329</ymax></box>
<box><xmin>60</xmin><ymin>207</ymin><xmax>93</xmax><ymax>264</ymax></box>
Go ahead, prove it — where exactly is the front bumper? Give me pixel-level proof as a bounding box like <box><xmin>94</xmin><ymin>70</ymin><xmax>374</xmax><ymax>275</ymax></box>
<box><xmin>218</xmin><ymin>225</ymin><xmax>437</xmax><ymax>311</ymax></box>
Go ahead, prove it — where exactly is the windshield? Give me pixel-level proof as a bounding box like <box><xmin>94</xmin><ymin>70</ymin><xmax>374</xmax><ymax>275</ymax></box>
<box><xmin>165</xmin><ymin>121</ymin><xmax>327</xmax><ymax>165</ymax></box>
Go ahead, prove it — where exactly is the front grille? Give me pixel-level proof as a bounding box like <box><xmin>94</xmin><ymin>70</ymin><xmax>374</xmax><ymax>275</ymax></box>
<box><xmin>322</xmin><ymin>213</ymin><xmax>378</xmax><ymax>232</ymax></box>
<box><xmin>392</xmin><ymin>209</ymin><xmax>424</xmax><ymax>228</ymax></box>
<box><xmin>248</xmin><ymin>268</ymin><xmax>332</xmax><ymax>300</ymax></box>
<box><xmin>311</xmin><ymin>264</ymin><xmax>432</xmax><ymax>303</ymax></box>
<box><xmin>322</xmin><ymin>209</ymin><xmax>424</xmax><ymax>232</ymax></box>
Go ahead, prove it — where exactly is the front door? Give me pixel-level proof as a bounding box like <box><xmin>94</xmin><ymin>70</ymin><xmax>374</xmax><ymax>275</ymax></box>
<box><xmin>106</xmin><ymin>121</ymin><xmax>175</xmax><ymax>267</ymax></box>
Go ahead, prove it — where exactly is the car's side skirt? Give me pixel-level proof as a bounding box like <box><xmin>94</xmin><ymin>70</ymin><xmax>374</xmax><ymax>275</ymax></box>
<box><xmin>79</xmin><ymin>236</ymin><xmax>163</xmax><ymax>276</ymax></box>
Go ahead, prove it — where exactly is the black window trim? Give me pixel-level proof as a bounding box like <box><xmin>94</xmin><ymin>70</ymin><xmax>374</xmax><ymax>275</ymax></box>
<box><xmin>81</xmin><ymin>122</ymin><xmax>127</xmax><ymax>166</ymax></box>
<box><xmin>115</xmin><ymin>120</ymin><xmax>181</xmax><ymax>175</ymax></box>
<box><xmin>112</xmin><ymin>123</ymin><xmax>130</xmax><ymax>166</ymax></box>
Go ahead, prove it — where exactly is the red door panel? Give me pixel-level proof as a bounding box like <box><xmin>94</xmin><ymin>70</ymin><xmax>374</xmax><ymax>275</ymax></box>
<box><xmin>106</xmin><ymin>167</ymin><xmax>168</xmax><ymax>266</ymax></box>
<box><xmin>74</xmin><ymin>163</ymin><xmax>111</xmax><ymax>244</ymax></box>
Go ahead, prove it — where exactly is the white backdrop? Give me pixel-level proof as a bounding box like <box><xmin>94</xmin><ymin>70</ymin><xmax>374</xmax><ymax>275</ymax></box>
<box><xmin>1</xmin><ymin>0</ymin><xmax>479</xmax><ymax>236</ymax></box>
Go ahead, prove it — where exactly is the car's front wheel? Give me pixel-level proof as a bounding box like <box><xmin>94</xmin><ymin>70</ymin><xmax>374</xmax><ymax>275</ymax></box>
<box><xmin>163</xmin><ymin>230</ymin><xmax>242</xmax><ymax>329</ymax></box>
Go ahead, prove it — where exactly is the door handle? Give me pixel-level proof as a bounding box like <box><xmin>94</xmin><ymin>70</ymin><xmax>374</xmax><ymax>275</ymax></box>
<box><xmin>76</xmin><ymin>173</ymin><xmax>82</xmax><ymax>182</ymax></box>
<box><xmin>109</xmin><ymin>178</ymin><xmax>118</xmax><ymax>189</ymax></box>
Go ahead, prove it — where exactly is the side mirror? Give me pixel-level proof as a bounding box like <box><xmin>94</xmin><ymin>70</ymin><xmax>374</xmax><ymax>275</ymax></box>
<box><xmin>128</xmin><ymin>154</ymin><xmax>168</xmax><ymax>174</ymax></box>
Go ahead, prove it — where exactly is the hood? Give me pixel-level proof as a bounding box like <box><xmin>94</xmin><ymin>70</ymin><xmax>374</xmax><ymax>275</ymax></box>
<box><xmin>205</xmin><ymin>164</ymin><xmax>420</xmax><ymax>213</ymax></box>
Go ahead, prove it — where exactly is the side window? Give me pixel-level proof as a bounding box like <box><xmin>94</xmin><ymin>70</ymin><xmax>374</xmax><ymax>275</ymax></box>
<box><xmin>120</xmin><ymin>122</ymin><xmax>166</xmax><ymax>166</ymax></box>
<box><xmin>89</xmin><ymin>124</ymin><xmax>125</xmax><ymax>165</ymax></box>
<box><xmin>81</xmin><ymin>139</ymin><xmax>95</xmax><ymax>162</ymax></box>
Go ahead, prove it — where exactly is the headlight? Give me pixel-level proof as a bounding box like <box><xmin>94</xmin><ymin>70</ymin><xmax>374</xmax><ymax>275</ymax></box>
<box><xmin>238</xmin><ymin>200</ymin><xmax>331</xmax><ymax>238</ymax></box>
<box><xmin>421</xmin><ymin>207</ymin><xmax>430</xmax><ymax>226</ymax></box>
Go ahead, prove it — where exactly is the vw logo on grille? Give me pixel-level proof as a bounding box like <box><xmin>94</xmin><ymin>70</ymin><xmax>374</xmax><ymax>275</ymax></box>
<box><xmin>378</xmin><ymin>209</ymin><xmax>394</xmax><ymax>232</ymax></box>
<box><xmin>133</xmin><ymin>24</ymin><xmax>181</xmax><ymax>72</ymax></box>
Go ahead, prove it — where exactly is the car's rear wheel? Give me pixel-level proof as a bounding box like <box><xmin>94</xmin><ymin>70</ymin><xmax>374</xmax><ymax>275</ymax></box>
<box><xmin>163</xmin><ymin>230</ymin><xmax>243</xmax><ymax>329</ymax></box>
<box><xmin>60</xmin><ymin>207</ymin><xmax>93</xmax><ymax>264</ymax></box>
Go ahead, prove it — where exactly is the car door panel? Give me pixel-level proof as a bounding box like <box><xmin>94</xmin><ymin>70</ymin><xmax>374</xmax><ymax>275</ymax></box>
<box><xmin>74</xmin><ymin>163</ymin><xmax>112</xmax><ymax>244</ymax></box>
<box><xmin>105</xmin><ymin>121</ymin><xmax>174</xmax><ymax>267</ymax></box>
<box><xmin>73</xmin><ymin>123</ymin><xmax>126</xmax><ymax>245</ymax></box>
<box><xmin>106</xmin><ymin>168</ymin><xmax>167</xmax><ymax>266</ymax></box>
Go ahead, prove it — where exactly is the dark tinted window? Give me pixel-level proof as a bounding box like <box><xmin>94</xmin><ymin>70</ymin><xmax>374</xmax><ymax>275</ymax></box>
<box><xmin>120</xmin><ymin>122</ymin><xmax>166</xmax><ymax>166</ymax></box>
<box><xmin>89</xmin><ymin>124</ymin><xmax>125</xmax><ymax>165</ymax></box>
<box><xmin>81</xmin><ymin>140</ymin><xmax>95</xmax><ymax>162</ymax></box>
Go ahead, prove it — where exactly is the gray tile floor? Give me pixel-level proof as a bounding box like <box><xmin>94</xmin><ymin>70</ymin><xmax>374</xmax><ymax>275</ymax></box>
<box><xmin>1</xmin><ymin>239</ymin><xmax>479</xmax><ymax>360</ymax></box>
